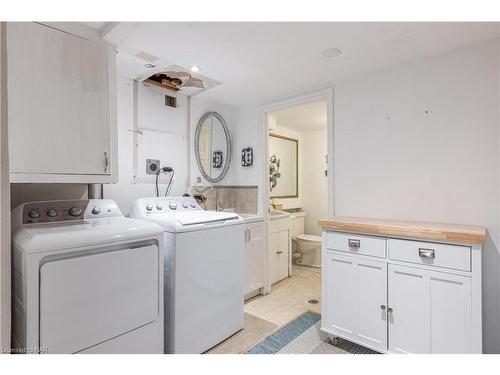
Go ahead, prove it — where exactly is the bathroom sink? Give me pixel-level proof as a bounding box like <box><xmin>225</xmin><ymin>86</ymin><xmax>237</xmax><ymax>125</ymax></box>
<box><xmin>269</xmin><ymin>209</ymin><xmax>290</xmax><ymax>220</ymax></box>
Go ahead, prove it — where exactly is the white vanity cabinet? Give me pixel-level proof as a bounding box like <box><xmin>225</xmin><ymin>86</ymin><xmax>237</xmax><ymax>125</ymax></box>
<box><xmin>244</xmin><ymin>217</ymin><xmax>266</xmax><ymax>299</ymax></box>
<box><xmin>6</xmin><ymin>22</ymin><xmax>117</xmax><ymax>183</ymax></box>
<box><xmin>320</xmin><ymin>217</ymin><xmax>485</xmax><ymax>354</ymax></box>
<box><xmin>269</xmin><ymin>230</ymin><xmax>290</xmax><ymax>284</ymax></box>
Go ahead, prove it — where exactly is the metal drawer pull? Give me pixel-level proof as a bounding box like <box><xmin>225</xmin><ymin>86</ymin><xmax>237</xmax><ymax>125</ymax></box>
<box><xmin>277</xmin><ymin>251</ymin><xmax>283</xmax><ymax>254</ymax></box>
<box><xmin>419</xmin><ymin>248</ymin><xmax>435</xmax><ymax>259</ymax></box>
<box><xmin>348</xmin><ymin>239</ymin><xmax>360</xmax><ymax>248</ymax></box>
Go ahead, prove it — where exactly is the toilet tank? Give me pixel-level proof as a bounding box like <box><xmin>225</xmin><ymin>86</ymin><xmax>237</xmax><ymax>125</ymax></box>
<box><xmin>289</xmin><ymin>212</ymin><xmax>306</xmax><ymax>238</ymax></box>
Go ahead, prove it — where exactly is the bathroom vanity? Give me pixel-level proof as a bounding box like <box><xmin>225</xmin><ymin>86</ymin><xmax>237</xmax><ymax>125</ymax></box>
<box><xmin>319</xmin><ymin>217</ymin><xmax>486</xmax><ymax>354</ymax></box>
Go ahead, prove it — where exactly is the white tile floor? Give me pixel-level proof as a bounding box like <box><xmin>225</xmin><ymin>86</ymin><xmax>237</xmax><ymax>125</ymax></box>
<box><xmin>244</xmin><ymin>265</ymin><xmax>321</xmax><ymax>327</ymax></box>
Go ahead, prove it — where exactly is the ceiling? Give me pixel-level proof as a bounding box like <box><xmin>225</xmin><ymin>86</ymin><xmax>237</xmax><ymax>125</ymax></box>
<box><xmin>271</xmin><ymin>100</ymin><xmax>327</xmax><ymax>132</ymax></box>
<box><xmin>91</xmin><ymin>22</ymin><xmax>499</xmax><ymax>107</ymax></box>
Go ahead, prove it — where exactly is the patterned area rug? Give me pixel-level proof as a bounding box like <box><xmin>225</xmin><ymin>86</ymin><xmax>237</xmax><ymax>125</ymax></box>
<box><xmin>245</xmin><ymin>311</ymin><xmax>379</xmax><ymax>354</ymax></box>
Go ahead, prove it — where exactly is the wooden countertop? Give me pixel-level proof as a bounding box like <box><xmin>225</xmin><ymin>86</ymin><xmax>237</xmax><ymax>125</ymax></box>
<box><xmin>319</xmin><ymin>217</ymin><xmax>486</xmax><ymax>244</ymax></box>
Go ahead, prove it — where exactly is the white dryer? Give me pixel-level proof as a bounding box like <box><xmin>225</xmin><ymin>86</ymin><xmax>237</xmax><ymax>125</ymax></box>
<box><xmin>130</xmin><ymin>196</ymin><xmax>245</xmax><ymax>354</ymax></box>
<box><xmin>11</xmin><ymin>199</ymin><xmax>164</xmax><ymax>354</ymax></box>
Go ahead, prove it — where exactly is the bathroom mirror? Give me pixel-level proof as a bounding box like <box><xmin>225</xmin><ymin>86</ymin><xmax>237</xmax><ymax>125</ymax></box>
<box><xmin>195</xmin><ymin>111</ymin><xmax>232</xmax><ymax>183</ymax></box>
<box><xmin>269</xmin><ymin>134</ymin><xmax>298</xmax><ymax>198</ymax></box>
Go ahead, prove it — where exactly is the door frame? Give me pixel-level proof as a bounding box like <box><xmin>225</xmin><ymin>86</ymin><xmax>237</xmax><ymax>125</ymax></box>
<box><xmin>0</xmin><ymin>22</ymin><xmax>11</xmax><ymax>352</ymax></box>
<box><xmin>259</xmin><ymin>87</ymin><xmax>334</xmax><ymax>293</ymax></box>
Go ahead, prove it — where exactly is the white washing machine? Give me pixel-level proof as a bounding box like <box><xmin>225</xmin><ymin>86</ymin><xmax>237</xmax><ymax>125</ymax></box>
<box><xmin>11</xmin><ymin>199</ymin><xmax>164</xmax><ymax>354</ymax></box>
<box><xmin>130</xmin><ymin>196</ymin><xmax>245</xmax><ymax>354</ymax></box>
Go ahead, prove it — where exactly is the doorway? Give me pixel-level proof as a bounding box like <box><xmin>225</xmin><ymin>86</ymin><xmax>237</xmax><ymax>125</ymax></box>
<box><xmin>245</xmin><ymin>88</ymin><xmax>333</xmax><ymax>329</ymax></box>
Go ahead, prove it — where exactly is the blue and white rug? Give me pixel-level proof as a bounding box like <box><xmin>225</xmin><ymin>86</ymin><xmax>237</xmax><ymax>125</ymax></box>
<box><xmin>245</xmin><ymin>311</ymin><xmax>378</xmax><ymax>354</ymax></box>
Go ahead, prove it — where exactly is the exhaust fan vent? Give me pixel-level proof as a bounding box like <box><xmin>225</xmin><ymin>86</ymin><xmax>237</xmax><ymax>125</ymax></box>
<box><xmin>165</xmin><ymin>95</ymin><xmax>178</xmax><ymax>108</ymax></box>
<box><xmin>134</xmin><ymin>51</ymin><xmax>159</xmax><ymax>63</ymax></box>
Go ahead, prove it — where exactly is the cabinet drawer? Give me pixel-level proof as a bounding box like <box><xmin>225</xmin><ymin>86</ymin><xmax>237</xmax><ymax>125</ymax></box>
<box><xmin>388</xmin><ymin>239</ymin><xmax>471</xmax><ymax>272</ymax></box>
<box><xmin>326</xmin><ymin>232</ymin><xmax>386</xmax><ymax>258</ymax></box>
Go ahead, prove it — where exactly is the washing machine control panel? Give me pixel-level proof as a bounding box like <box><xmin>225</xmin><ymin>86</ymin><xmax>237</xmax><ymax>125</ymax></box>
<box><xmin>21</xmin><ymin>199</ymin><xmax>123</xmax><ymax>224</ymax></box>
<box><xmin>140</xmin><ymin>197</ymin><xmax>200</xmax><ymax>215</ymax></box>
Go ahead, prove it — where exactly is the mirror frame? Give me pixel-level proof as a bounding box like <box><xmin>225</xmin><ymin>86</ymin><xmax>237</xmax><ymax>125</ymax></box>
<box><xmin>194</xmin><ymin>111</ymin><xmax>232</xmax><ymax>183</ymax></box>
<box><xmin>269</xmin><ymin>133</ymin><xmax>299</xmax><ymax>199</ymax></box>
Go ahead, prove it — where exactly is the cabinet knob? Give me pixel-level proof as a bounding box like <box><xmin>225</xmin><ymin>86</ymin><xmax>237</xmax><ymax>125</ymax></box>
<box><xmin>380</xmin><ymin>305</ymin><xmax>386</xmax><ymax>310</ymax></box>
<box><xmin>387</xmin><ymin>307</ymin><xmax>393</xmax><ymax>313</ymax></box>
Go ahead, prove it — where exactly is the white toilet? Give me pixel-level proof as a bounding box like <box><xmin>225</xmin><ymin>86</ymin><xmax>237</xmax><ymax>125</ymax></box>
<box><xmin>290</xmin><ymin>212</ymin><xmax>322</xmax><ymax>268</ymax></box>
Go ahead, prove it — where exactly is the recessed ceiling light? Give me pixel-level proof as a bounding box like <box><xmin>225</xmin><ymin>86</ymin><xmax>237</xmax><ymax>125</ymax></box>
<box><xmin>322</xmin><ymin>48</ymin><xmax>342</xmax><ymax>58</ymax></box>
<box><xmin>189</xmin><ymin>65</ymin><xmax>201</xmax><ymax>73</ymax></box>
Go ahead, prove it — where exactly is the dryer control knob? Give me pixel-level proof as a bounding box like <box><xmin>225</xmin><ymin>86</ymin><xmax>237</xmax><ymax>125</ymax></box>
<box><xmin>28</xmin><ymin>209</ymin><xmax>41</xmax><ymax>219</ymax></box>
<box><xmin>169</xmin><ymin>202</ymin><xmax>178</xmax><ymax>210</ymax></box>
<box><xmin>146</xmin><ymin>204</ymin><xmax>153</xmax><ymax>212</ymax></box>
<box><xmin>46</xmin><ymin>209</ymin><xmax>58</xmax><ymax>218</ymax></box>
<box><xmin>156</xmin><ymin>204</ymin><xmax>163</xmax><ymax>210</ymax></box>
<box><xmin>69</xmin><ymin>206</ymin><xmax>82</xmax><ymax>217</ymax></box>
<box><xmin>190</xmin><ymin>203</ymin><xmax>197</xmax><ymax>208</ymax></box>
<box><xmin>91</xmin><ymin>207</ymin><xmax>101</xmax><ymax>215</ymax></box>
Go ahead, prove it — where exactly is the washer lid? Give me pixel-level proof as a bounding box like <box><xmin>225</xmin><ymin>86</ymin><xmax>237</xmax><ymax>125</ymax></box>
<box><xmin>176</xmin><ymin>210</ymin><xmax>239</xmax><ymax>225</ymax></box>
<box><xmin>296</xmin><ymin>234</ymin><xmax>322</xmax><ymax>242</ymax></box>
<box><xmin>12</xmin><ymin>217</ymin><xmax>163</xmax><ymax>254</ymax></box>
<box><xmin>140</xmin><ymin>210</ymin><xmax>243</xmax><ymax>232</ymax></box>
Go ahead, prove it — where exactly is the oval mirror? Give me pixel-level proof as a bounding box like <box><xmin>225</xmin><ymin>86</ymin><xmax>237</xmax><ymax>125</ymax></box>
<box><xmin>194</xmin><ymin>111</ymin><xmax>232</xmax><ymax>183</ymax></box>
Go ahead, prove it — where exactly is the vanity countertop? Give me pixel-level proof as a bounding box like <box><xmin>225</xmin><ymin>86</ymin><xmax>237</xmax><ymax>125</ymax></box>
<box><xmin>319</xmin><ymin>217</ymin><xmax>486</xmax><ymax>245</ymax></box>
<box><xmin>239</xmin><ymin>213</ymin><xmax>264</xmax><ymax>224</ymax></box>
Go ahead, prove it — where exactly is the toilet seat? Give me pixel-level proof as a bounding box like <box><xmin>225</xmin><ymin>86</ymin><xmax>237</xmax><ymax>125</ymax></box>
<box><xmin>296</xmin><ymin>234</ymin><xmax>322</xmax><ymax>243</ymax></box>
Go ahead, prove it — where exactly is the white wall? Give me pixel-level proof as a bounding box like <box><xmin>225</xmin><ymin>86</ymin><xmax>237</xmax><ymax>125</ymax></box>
<box><xmin>104</xmin><ymin>77</ymin><xmax>189</xmax><ymax>215</ymax></box>
<box><xmin>333</xmin><ymin>41</ymin><xmax>500</xmax><ymax>353</ymax></box>
<box><xmin>302</xmin><ymin>129</ymin><xmax>328</xmax><ymax>235</ymax></box>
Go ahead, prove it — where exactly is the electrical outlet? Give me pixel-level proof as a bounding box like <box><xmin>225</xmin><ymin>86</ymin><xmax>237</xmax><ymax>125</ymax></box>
<box><xmin>146</xmin><ymin>159</ymin><xmax>160</xmax><ymax>174</ymax></box>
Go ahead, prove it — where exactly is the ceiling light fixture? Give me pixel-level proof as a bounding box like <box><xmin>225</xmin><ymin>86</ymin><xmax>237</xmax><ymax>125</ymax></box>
<box><xmin>322</xmin><ymin>48</ymin><xmax>342</xmax><ymax>58</ymax></box>
<box><xmin>189</xmin><ymin>65</ymin><xmax>201</xmax><ymax>73</ymax></box>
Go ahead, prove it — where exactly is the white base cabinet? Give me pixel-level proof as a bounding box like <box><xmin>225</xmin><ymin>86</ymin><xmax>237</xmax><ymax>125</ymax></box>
<box><xmin>244</xmin><ymin>219</ymin><xmax>265</xmax><ymax>299</ymax></box>
<box><xmin>388</xmin><ymin>264</ymin><xmax>472</xmax><ymax>353</ymax></box>
<box><xmin>324</xmin><ymin>252</ymin><xmax>387</xmax><ymax>352</ymax></box>
<box><xmin>269</xmin><ymin>229</ymin><xmax>290</xmax><ymax>285</ymax></box>
<box><xmin>322</xmin><ymin>230</ymin><xmax>482</xmax><ymax>354</ymax></box>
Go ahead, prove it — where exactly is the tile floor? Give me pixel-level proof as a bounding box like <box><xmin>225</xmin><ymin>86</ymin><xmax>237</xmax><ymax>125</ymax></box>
<box><xmin>207</xmin><ymin>265</ymin><xmax>322</xmax><ymax>354</ymax></box>
<box><xmin>245</xmin><ymin>265</ymin><xmax>321</xmax><ymax>326</ymax></box>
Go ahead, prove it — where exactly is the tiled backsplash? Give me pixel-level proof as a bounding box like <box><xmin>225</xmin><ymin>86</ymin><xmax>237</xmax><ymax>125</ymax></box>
<box><xmin>190</xmin><ymin>186</ymin><xmax>258</xmax><ymax>214</ymax></box>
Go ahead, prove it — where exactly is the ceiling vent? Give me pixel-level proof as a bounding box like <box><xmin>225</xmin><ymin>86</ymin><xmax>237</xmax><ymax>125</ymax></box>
<box><xmin>133</xmin><ymin>51</ymin><xmax>159</xmax><ymax>63</ymax></box>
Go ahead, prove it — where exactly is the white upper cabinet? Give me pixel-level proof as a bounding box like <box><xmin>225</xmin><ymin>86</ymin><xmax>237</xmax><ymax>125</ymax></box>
<box><xmin>7</xmin><ymin>22</ymin><xmax>117</xmax><ymax>183</ymax></box>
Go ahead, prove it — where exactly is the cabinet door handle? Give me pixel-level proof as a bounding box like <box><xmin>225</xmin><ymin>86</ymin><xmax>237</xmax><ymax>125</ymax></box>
<box><xmin>277</xmin><ymin>251</ymin><xmax>283</xmax><ymax>254</ymax></box>
<box><xmin>348</xmin><ymin>239</ymin><xmax>360</xmax><ymax>248</ymax></box>
<box><xmin>380</xmin><ymin>305</ymin><xmax>386</xmax><ymax>310</ymax></box>
<box><xmin>419</xmin><ymin>248</ymin><xmax>435</xmax><ymax>259</ymax></box>
<box><xmin>104</xmin><ymin>151</ymin><xmax>110</xmax><ymax>173</ymax></box>
<box><xmin>387</xmin><ymin>307</ymin><xmax>393</xmax><ymax>313</ymax></box>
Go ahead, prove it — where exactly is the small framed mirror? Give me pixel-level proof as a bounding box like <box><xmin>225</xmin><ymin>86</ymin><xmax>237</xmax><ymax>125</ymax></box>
<box><xmin>269</xmin><ymin>134</ymin><xmax>298</xmax><ymax>198</ymax></box>
<box><xmin>195</xmin><ymin>111</ymin><xmax>232</xmax><ymax>183</ymax></box>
